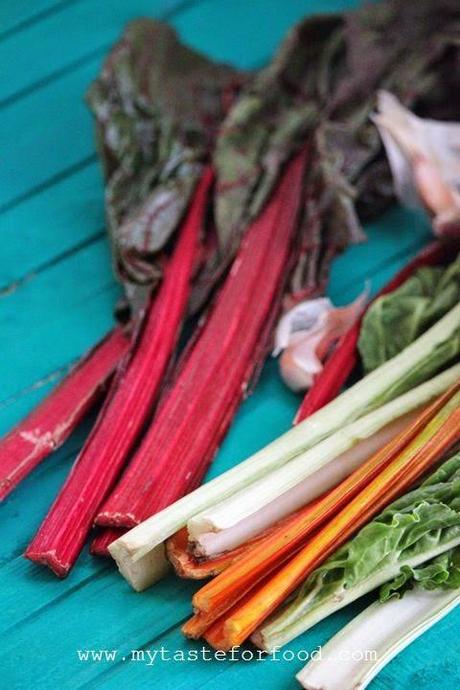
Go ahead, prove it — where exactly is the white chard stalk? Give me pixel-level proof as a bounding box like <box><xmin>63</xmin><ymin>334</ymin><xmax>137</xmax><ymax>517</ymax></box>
<box><xmin>109</xmin><ymin>305</ymin><xmax>460</xmax><ymax>591</ymax></box>
<box><xmin>296</xmin><ymin>587</ymin><xmax>460</xmax><ymax>690</ymax></box>
<box><xmin>188</xmin><ymin>383</ymin><xmax>441</xmax><ymax>539</ymax></box>
<box><xmin>191</xmin><ymin>410</ymin><xmax>416</xmax><ymax>557</ymax></box>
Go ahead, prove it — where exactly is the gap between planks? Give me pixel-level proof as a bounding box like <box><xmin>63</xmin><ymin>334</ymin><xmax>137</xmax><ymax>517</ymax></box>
<box><xmin>0</xmin><ymin>0</ymin><xmax>207</xmax><ymax>110</ymax></box>
<box><xmin>0</xmin><ymin>0</ymin><xmax>83</xmax><ymax>43</ymax></box>
<box><xmin>0</xmin><ymin>236</ymin><xmax>427</xmax><ymax>423</ymax></box>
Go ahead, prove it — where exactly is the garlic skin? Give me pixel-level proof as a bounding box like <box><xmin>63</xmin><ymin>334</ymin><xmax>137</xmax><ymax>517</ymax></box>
<box><xmin>373</xmin><ymin>90</ymin><xmax>460</xmax><ymax>238</ymax></box>
<box><xmin>274</xmin><ymin>294</ymin><xmax>366</xmax><ymax>393</ymax></box>
<box><xmin>279</xmin><ymin>345</ymin><xmax>323</xmax><ymax>392</ymax></box>
<box><xmin>274</xmin><ymin>298</ymin><xmax>332</xmax><ymax>355</ymax></box>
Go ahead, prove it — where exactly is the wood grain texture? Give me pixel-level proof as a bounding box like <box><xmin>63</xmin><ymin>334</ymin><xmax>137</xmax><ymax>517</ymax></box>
<box><xmin>0</xmin><ymin>1</ymin><xmax>458</xmax><ymax>689</ymax></box>
<box><xmin>0</xmin><ymin>0</ymin><xmax>80</xmax><ymax>40</ymax></box>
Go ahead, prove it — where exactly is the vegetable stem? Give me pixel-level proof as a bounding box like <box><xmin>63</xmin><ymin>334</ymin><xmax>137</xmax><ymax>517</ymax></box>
<box><xmin>0</xmin><ymin>329</ymin><xmax>129</xmax><ymax>501</ymax></box>
<box><xmin>296</xmin><ymin>586</ymin><xmax>460</xmax><ymax>690</ymax></box>
<box><xmin>24</xmin><ymin>168</ymin><xmax>212</xmax><ymax>577</ymax></box>
<box><xmin>96</xmin><ymin>150</ymin><xmax>307</xmax><ymax>537</ymax></box>
<box><xmin>202</xmin><ymin>384</ymin><xmax>460</xmax><ymax>649</ymax></box>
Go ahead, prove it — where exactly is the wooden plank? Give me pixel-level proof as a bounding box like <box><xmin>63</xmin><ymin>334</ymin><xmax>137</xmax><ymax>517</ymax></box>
<box><xmin>0</xmin><ymin>0</ymin><xmax>79</xmax><ymax>40</ymax></box>
<box><xmin>0</xmin><ymin>0</ymin><xmax>359</xmax><ymax>104</ymax></box>
<box><xmin>0</xmin><ymin>0</ymin><xmax>198</xmax><ymax>105</ymax></box>
<box><xmin>0</xmin><ymin>163</ymin><xmax>104</xmax><ymax>291</ymax></box>
<box><xmin>92</xmin><ymin>604</ymin><xmax>366</xmax><ymax>690</ymax></box>
<box><xmin>174</xmin><ymin>0</ymin><xmax>360</xmax><ymax>68</ymax></box>
<box><xmin>0</xmin><ymin>565</ymin><xmax>195</xmax><ymax>690</ymax></box>
<box><xmin>0</xmin><ymin>60</ymin><xmax>97</xmax><ymax>212</ymax></box>
<box><xmin>328</xmin><ymin>206</ymin><xmax>431</xmax><ymax>305</ymax></box>
<box><xmin>0</xmin><ymin>236</ymin><xmax>119</xmax><ymax>409</ymax></box>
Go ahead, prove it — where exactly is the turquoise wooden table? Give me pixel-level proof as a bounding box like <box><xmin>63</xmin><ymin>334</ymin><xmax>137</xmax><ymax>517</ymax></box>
<box><xmin>1</xmin><ymin>1</ymin><xmax>458</xmax><ymax>688</ymax></box>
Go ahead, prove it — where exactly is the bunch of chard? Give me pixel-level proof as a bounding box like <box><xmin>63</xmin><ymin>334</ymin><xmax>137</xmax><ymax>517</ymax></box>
<box><xmin>3</xmin><ymin>22</ymin><xmax>248</xmax><ymax>574</ymax></box>
<box><xmin>148</xmin><ymin>254</ymin><xmax>456</xmax><ymax>651</ymax></box>
<box><xmin>3</xmin><ymin>23</ymin><xmax>308</xmax><ymax>577</ymax></box>
<box><xmin>104</xmin><ymin>247</ymin><xmax>460</xmax><ymax>643</ymax></box>
<box><xmin>110</xmin><ymin>304</ymin><xmax>460</xmax><ymax>591</ymax></box>
<box><xmin>1</xmin><ymin>0</ymin><xmax>460</xmax><ymax>579</ymax></box>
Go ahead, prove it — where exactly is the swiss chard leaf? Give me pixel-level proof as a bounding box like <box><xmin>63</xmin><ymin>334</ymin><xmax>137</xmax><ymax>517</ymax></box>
<box><xmin>87</xmin><ymin>20</ymin><xmax>247</xmax><ymax>311</ymax></box>
<box><xmin>88</xmin><ymin>2</ymin><xmax>460</xmax><ymax>314</ymax></box>
<box><xmin>214</xmin><ymin>0</ymin><xmax>460</xmax><ymax>299</ymax></box>
<box><xmin>380</xmin><ymin>546</ymin><xmax>460</xmax><ymax>600</ymax></box>
<box><xmin>272</xmin><ymin>452</ymin><xmax>460</xmax><ymax>629</ymax></box>
<box><xmin>359</xmin><ymin>255</ymin><xmax>460</xmax><ymax>374</ymax></box>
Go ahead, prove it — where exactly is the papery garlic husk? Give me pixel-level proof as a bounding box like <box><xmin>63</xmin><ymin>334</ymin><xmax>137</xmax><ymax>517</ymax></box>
<box><xmin>373</xmin><ymin>90</ymin><xmax>460</xmax><ymax>238</ymax></box>
<box><xmin>274</xmin><ymin>293</ymin><xmax>366</xmax><ymax>393</ymax></box>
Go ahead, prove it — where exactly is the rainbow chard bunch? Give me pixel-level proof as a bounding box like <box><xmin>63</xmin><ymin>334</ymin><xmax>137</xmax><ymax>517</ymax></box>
<box><xmin>2</xmin><ymin>0</ymin><xmax>460</xmax><ymax>582</ymax></box>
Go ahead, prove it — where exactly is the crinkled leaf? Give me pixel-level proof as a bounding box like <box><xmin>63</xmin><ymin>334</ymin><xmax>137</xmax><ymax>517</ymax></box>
<box><xmin>87</xmin><ymin>20</ymin><xmax>247</xmax><ymax>309</ymax></box>
<box><xmin>359</xmin><ymin>254</ymin><xmax>460</xmax><ymax>373</ymax></box>
<box><xmin>214</xmin><ymin>0</ymin><xmax>460</xmax><ymax>300</ymax></box>
<box><xmin>88</xmin><ymin>2</ymin><xmax>460</xmax><ymax>315</ymax></box>
<box><xmin>214</xmin><ymin>15</ymin><xmax>341</xmax><ymax>248</ymax></box>
<box><xmin>380</xmin><ymin>547</ymin><xmax>460</xmax><ymax>600</ymax></box>
<box><xmin>272</xmin><ymin>452</ymin><xmax>460</xmax><ymax>629</ymax></box>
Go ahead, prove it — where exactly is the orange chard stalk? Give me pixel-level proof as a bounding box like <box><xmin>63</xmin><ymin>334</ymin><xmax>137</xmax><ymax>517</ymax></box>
<box><xmin>202</xmin><ymin>383</ymin><xmax>460</xmax><ymax>650</ymax></box>
<box><xmin>183</xmin><ymin>611</ymin><xmax>223</xmax><ymax>640</ymax></box>
<box><xmin>183</xmin><ymin>542</ymin><xmax>307</xmax><ymax>639</ymax></box>
<box><xmin>185</xmin><ymin>568</ymin><xmax>281</xmax><ymax>640</ymax></box>
<box><xmin>25</xmin><ymin>168</ymin><xmax>212</xmax><ymax>577</ymax></box>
